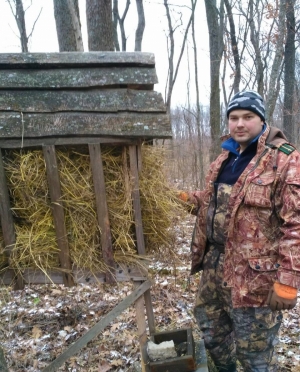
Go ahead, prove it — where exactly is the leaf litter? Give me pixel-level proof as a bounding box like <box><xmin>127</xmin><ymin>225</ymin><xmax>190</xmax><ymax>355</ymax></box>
<box><xmin>0</xmin><ymin>214</ymin><xmax>299</xmax><ymax>371</ymax></box>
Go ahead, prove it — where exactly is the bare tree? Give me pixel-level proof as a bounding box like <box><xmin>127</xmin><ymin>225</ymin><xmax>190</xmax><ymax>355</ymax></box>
<box><xmin>164</xmin><ymin>0</ymin><xmax>193</xmax><ymax>113</ymax></box>
<box><xmin>113</xmin><ymin>0</ymin><xmax>131</xmax><ymax>51</ymax></box>
<box><xmin>135</xmin><ymin>0</ymin><xmax>145</xmax><ymax>51</ymax></box>
<box><xmin>86</xmin><ymin>0</ymin><xmax>114</xmax><ymax>51</ymax></box>
<box><xmin>283</xmin><ymin>0</ymin><xmax>296</xmax><ymax>140</ymax></box>
<box><xmin>224</xmin><ymin>0</ymin><xmax>241</xmax><ymax>95</ymax></box>
<box><xmin>205</xmin><ymin>0</ymin><xmax>225</xmax><ymax>161</ymax></box>
<box><xmin>265</xmin><ymin>0</ymin><xmax>286</xmax><ymax>123</ymax></box>
<box><xmin>53</xmin><ymin>0</ymin><xmax>82</xmax><ymax>51</ymax></box>
<box><xmin>7</xmin><ymin>0</ymin><xmax>42</xmax><ymax>52</ymax></box>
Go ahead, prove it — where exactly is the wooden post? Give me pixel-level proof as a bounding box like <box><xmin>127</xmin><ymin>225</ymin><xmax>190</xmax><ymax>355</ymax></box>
<box><xmin>89</xmin><ymin>143</ymin><xmax>115</xmax><ymax>283</ymax></box>
<box><xmin>43</xmin><ymin>145</ymin><xmax>74</xmax><ymax>287</ymax></box>
<box><xmin>0</xmin><ymin>150</ymin><xmax>24</xmax><ymax>289</ymax></box>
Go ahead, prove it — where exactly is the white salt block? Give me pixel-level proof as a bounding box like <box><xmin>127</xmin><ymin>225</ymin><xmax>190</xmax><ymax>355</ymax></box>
<box><xmin>147</xmin><ymin>340</ymin><xmax>177</xmax><ymax>361</ymax></box>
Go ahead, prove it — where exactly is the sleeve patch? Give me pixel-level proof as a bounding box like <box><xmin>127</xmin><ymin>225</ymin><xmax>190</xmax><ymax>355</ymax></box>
<box><xmin>278</xmin><ymin>144</ymin><xmax>295</xmax><ymax>155</ymax></box>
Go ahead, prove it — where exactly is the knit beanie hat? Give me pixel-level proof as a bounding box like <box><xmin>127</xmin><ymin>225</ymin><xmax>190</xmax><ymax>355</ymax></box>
<box><xmin>226</xmin><ymin>90</ymin><xmax>265</xmax><ymax>122</ymax></box>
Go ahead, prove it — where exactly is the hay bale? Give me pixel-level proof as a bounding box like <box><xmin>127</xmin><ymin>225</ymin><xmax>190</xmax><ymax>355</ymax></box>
<box><xmin>0</xmin><ymin>144</ymin><xmax>183</xmax><ymax>277</ymax></box>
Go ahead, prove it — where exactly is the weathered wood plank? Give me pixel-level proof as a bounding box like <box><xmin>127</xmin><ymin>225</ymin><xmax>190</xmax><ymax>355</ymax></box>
<box><xmin>0</xmin><ymin>264</ymin><xmax>148</xmax><ymax>286</ymax></box>
<box><xmin>0</xmin><ymin>151</ymin><xmax>24</xmax><ymax>289</ymax></box>
<box><xmin>134</xmin><ymin>281</ymin><xmax>151</xmax><ymax>372</ymax></box>
<box><xmin>89</xmin><ymin>143</ymin><xmax>115</xmax><ymax>283</ymax></box>
<box><xmin>0</xmin><ymin>112</ymin><xmax>172</xmax><ymax>139</ymax></box>
<box><xmin>0</xmin><ymin>89</ymin><xmax>165</xmax><ymax>113</ymax></box>
<box><xmin>0</xmin><ymin>67</ymin><xmax>157</xmax><ymax>89</ymax></box>
<box><xmin>129</xmin><ymin>145</ymin><xmax>146</xmax><ymax>255</ymax></box>
<box><xmin>42</xmin><ymin>279</ymin><xmax>152</xmax><ymax>372</ymax></box>
<box><xmin>0</xmin><ymin>137</ymin><xmax>136</xmax><ymax>149</ymax></box>
<box><xmin>43</xmin><ymin>145</ymin><xmax>74</xmax><ymax>287</ymax></box>
<box><xmin>0</xmin><ymin>52</ymin><xmax>155</xmax><ymax>68</ymax></box>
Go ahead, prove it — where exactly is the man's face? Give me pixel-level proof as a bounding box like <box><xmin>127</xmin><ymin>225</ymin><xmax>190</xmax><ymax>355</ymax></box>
<box><xmin>228</xmin><ymin>109</ymin><xmax>264</xmax><ymax>151</ymax></box>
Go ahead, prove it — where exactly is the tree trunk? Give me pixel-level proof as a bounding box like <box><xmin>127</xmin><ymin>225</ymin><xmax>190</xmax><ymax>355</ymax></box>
<box><xmin>164</xmin><ymin>0</ymin><xmax>193</xmax><ymax>113</ymax></box>
<box><xmin>249</xmin><ymin>0</ymin><xmax>264</xmax><ymax>96</ymax></box>
<box><xmin>7</xmin><ymin>0</ymin><xmax>29</xmax><ymax>52</ymax></box>
<box><xmin>224</xmin><ymin>0</ymin><xmax>240</xmax><ymax>94</ymax></box>
<box><xmin>135</xmin><ymin>0</ymin><xmax>145</xmax><ymax>51</ymax></box>
<box><xmin>205</xmin><ymin>0</ymin><xmax>224</xmax><ymax>162</ymax></box>
<box><xmin>0</xmin><ymin>347</ymin><xmax>8</xmax><ymax>372</ymax></box>
<box><xmin>67</xmin><ymin>0</ymin><xmax>84</xmax><ymax>51</ymax></box>
<box><xmin>265</xmin><ymin>0</ymin><xmax>286</xmax><ymax>124</ymax></box>
<box><xmin>86</xmin><ymin>0</ymin><xmax>114</xmax><ymax>51</ymax></box>
<box><xmin>53</xmin><ymin>0</ymin><xmax>81</xmax><ymax>51</ymax></box>
<box><xmin>112</xmin><ymin>0</ymin><xmax>120</xmax><ymax>51</ymax></box>
<box><xmin>283</xmin><ymin>0</ymin><xmax>296</xmax><ymax>141</ymax></box>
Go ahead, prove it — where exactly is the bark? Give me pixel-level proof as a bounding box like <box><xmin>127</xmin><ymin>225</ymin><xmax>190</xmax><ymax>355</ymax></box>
<box><xmin>265</xmin><ymin>0</ymin><xmax>286</xmax><ymax>124</ymax></box>
<box><xmin>205</xmin><ymin>0</ymin><xmax>225</xmax><ymax>162</ymax></box>
<box><xmin>67</xmin><ymin>0</ymin><xmax>84</xmax><ymax>51</ymax></box>
<box><xmin>135</xmin><ymin>0</ymin><xmax>145</xmax><ymax>51</ymax></box>
<box><xmin>112</xmin><ymin>0</ymin><xmax>120</xmax><ymax>51</ymax></box>
<box><xmin>283</xmin><ymin>0</ymin><xmax>296</xmax><ymax>141</ymax></box>
<box><xmin>86</xmin><ymin>0</ymin><xmax>114</xmax><ymax>51</ymax></box>
<box><xmin>53</xmin><ymin>0</ymin><xmax>81</xmax><ymax>51</ymax></box>
<box><xmin>224</xmin><ymin>0</ymin><xmax>240</xmax><ymax>94</ymax></box>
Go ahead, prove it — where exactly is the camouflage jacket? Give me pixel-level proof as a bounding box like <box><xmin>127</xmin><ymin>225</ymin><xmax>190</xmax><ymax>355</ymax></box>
<box><xmin>188</xmin><ymin>124</ymin><xmax>300</xmax><ymax>308</ymax></box>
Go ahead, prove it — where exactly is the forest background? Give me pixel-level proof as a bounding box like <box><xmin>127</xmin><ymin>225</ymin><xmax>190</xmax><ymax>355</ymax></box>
<box><xmin>2</xmin><ymin>0</ymin><xmax>300</xmax><ymax>190</ymax></box>
<box><xmin>0</xmin><ymin>1</ymin><xmax>300</xmax><ymax>371</ymax></box>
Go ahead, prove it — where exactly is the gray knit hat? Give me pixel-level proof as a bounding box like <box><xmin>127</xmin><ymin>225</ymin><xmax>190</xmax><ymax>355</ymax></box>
<box><xmin>226</xmin><ymin>90</ymin><xmax>265</xmax><ymax>122</ymax></box>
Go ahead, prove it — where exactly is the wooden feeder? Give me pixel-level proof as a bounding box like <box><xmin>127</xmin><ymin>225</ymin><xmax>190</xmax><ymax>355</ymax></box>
<box><xmin>0</xmin><ymin>52</ymin><xmax>172</xmax><ymax>372</ymax></box>
<box><xmin>149</xmin><ymin>328</ymin><xmax>196</xmax><ymax>372</ymax></box>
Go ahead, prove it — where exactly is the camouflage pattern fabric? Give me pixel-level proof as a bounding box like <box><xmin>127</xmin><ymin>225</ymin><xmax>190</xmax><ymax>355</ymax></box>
<box><xmin>194</xmin><ymin>245</ymin><xmax>282</xmax><ymax>371</ymax></box>
<box><xmin>206</xmin><ymin>183</ymin><xmax>232</xmax><ymax>245</ymax></box>
<box><xmin>187</xmin><ymin>125</ymin><xmax>300</xmax><ymax>307</ymax></box>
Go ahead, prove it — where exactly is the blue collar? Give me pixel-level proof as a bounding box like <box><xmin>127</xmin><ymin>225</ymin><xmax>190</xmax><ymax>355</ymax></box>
<box><xmin>222</xmin><ymin>123</ymin><xmax>266</xmax><ymax>156</ymax></box>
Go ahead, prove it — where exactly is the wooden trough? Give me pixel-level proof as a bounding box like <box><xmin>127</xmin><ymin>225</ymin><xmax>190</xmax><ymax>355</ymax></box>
<box><xmin>0</xmin><ymin>51</ymin><xmax>172</xmax><ymax>371</ymax></box>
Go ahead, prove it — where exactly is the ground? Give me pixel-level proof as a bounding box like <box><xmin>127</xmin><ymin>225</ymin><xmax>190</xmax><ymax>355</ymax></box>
<box><xmin>0</xmin><ymin>214</ymin><xmax>299</xmax><ymax>371</ymax></box>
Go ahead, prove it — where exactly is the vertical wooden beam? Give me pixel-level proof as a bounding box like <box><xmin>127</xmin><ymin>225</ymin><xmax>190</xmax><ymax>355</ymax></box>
<box><xmin>129</xmin><ymin>143</ymin><xmax>156</xmax><ymax>339</ymax></box>
<box><xmin>0</xmin><ymin>150</ymin><xmax>24</xmax><ymax>289</ymax></box>
<box><xmin>134</xmin><ymin>281</ymin><xmax>151</xmax><ymax>372</ymax></box>
<box><xmin>88</xmin><ymin>143</ymin><xmax>115</xmax><ymax>283</ymax></box>
<box><xmin>129</xmin><ymin>145</ymin><xmax>145</xmax><ymax>255</ymax></box>
<box><xmin>43</xmin><ymin>145</ymin><xmax>74</xmax><ymax>287</ymax></box>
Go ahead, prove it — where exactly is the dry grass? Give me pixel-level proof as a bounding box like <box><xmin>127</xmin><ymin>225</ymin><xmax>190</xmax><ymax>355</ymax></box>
<box><xmin>0</xmin><ymin>144</ymin><xmax>184</xmax><ymax>280</ymax></box>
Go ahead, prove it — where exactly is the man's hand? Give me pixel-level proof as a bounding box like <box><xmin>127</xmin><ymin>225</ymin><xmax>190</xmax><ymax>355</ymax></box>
<box><xmin>267</xmin><ymin>282</ymin><xmax>298</xmax><ymax>311</ymax></box>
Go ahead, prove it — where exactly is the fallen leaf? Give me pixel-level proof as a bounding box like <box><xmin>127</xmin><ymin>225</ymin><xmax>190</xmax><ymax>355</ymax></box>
<box><xmin>32</xmin><ymin>326</ymin><xmax>42</xmax><ymax>339</ymax></box>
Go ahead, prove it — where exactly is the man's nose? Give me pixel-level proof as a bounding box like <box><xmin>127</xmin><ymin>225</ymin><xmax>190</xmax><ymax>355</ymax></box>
<box><xmin>236</xmin><ymin>118</ymin><xmax>244</xmax><ymax>126</ymax></box>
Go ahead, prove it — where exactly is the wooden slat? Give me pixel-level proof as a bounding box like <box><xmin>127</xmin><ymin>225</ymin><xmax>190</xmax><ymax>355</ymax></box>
<box><xmin>0</xmin><ymin>67</ymin><xmax>157</xmax><ymax>89</ymax></box>
<box><xmin>0</xmin><ymin>52</ymin><xmax>155</xmax><ymax>68</ymax></box>
<box><xmin>0</xmin><ymin>89</ymin><xmax>165</xmax><ymax>113</ymax></box>
<box><xmin>144</xmin><ymin>289</ymin><xmax>156</xmax><ymax>335</ymax></box>
<box><xmin>43</xmin><ymin>145</ymin><xmax>74</xmax><ymax>287</ymax></box>
<box><xmin>134</xmin><ymin>281</ymin><xmax>151</xmax><ymax>372</ymax></box>
<box><xmin>0</xmin><ymin>264</ymin><xmax>148</xmax><ymax>286</ymax></box>
<box><xmin>129</xmin><ymin>145</ymin><xmax>145</xmax><ymax>255</ymax></box>
<box><xmin>42</xmin><ymin>279</ymin><xmax>152</xmax><ymax>372</ymax></box>
<box><xmin>89</xmin><ymin>143</ymin><xmax>115</xmax><ymax>283</ymax></box>
<box><xmin>0</xmin><ymin>152</ymin><xmax>24</xmax><ymax>289</ymax></box>
<box><xmin>0</xmin><ymin>136</ymin><xmax>136</xmax><ymax>149</ymax></box>
<box><xmin>0</xmin><ymin>112</ymin><xmax>171</xmax><ymax>139</ymax></box>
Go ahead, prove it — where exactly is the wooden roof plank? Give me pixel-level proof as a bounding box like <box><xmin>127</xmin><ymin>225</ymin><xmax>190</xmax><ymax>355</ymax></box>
<box><xmin>0</xmin><ymin>89</ymin><xmax>165</xmax><ymax>113</ymax></box>
<box><xmin>0</xmin><ymin>52</ymin><xmax>155</xmax><ymax>68</ymax></box>
<box><xmin>0</xmin><ymin>67</ymin><xmax>158</xmax><ymax>89</ymax></box>
<box><xmin>0</xmin><ymin>112</ymin><xmax>172</xmax><ymax>139</ymax></box>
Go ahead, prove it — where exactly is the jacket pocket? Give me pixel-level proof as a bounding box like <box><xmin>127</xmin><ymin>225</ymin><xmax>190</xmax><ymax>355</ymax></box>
<box><xmin>247</xmin><ymin>256</ymin><xmax>278</xmax><ymax>294</ymax></box>
<box><xmin>244</xmin><ymin>174</ymin><xmax>275</xmax><ymax>208</ymax></box>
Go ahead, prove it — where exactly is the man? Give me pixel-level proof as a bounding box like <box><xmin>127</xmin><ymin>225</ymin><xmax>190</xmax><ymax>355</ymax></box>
<box><xmin>180</xmin><ymin>90</ymin><xmax>300</xmax><ymax>371</ymax></box>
